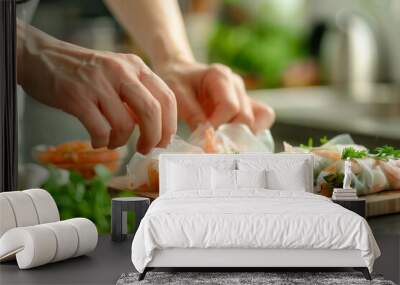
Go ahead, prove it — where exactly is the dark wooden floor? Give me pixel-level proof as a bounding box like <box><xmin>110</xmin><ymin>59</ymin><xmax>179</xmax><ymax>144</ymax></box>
<box><xmin>1</xmin><ymin>214</ymin><xmax>399</xmax><ymax>285</ymax></box>
<box><xmin>368</xmin><ymin>213</ymin><xmax>400</xmax><ymax>284</ymax></box>
<box><xmin>0</xmin><ymin>236</ymin><xmax>134</xmax><ymax>285</ymax></box>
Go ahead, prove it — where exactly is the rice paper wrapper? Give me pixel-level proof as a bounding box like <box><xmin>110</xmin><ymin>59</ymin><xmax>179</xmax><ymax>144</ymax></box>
<box><xmin>284</xmin><ymin>134</ymin><xmax>400</xmax><ymax>196</ymax></box>
<box><xmin>188</xmin><ymin>123</ymin><xmax>274</xmax><ymax>154</ymax></box>
<box><xmin>127</xmin><ymin>123</ymin><xmax>274</xmax><ymax>191</ymax></box>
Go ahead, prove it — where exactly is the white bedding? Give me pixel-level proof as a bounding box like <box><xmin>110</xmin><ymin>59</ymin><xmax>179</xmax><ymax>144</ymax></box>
<box><xmin>131</xmin><ymin>190</ymin><xmax>380</xmax><ymax>273</ymax></box>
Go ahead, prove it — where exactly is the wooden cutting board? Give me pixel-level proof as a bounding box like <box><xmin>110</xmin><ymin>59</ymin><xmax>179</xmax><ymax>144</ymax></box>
<box><xmin>107</xmin><ymin>175</ymin><xmax>400</xmax><ymax>216</ymax></box>
<box><xmin>364</xmin><ymin>190</ymin><xmax>400</xmax><ymax>217</ymax></box>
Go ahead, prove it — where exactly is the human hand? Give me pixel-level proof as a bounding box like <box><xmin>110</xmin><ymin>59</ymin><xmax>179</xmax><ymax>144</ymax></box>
<box><xmin>154</xmin><ymin>59</ymin><xmax>275</xmax><ymax>133</ymax></box>
<box><xmin>18</xmin><ymin>24</ymin><xmax>176</xmax><ymax>154</ymax></box>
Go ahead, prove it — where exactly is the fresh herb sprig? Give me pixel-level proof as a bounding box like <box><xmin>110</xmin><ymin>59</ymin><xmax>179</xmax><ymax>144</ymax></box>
<box><xmin>300</xmin><ymin>137</ymin><xmax>314</xmax><ymax>149</ymax></box>
<box><xmin>341</xmin><ymin>145</ymin><xmax>400</xmax><ymax>161</ymax></box>
<box><xmin>373</xmin><ymin>145</ymin><xmax>400</xmax><ymax>160</ymax></box>
<box><xmin>341</xmin><ymin>147</ymin><xmax>368</xmax><ymax>160</ymax></box>
<box><xmin>319</xmin><ymin>136</ymin><xmax>329</xmax><ymax>145</ymax></box>
<box><xmin>300</xmin><ymin>136</ymin><xmax>399</xmax><ymax>162</ymax></box>
<box><xmin>300</xmin><ymin>136</ymin><xmax>330</xmax><ymax>149</ymax></box>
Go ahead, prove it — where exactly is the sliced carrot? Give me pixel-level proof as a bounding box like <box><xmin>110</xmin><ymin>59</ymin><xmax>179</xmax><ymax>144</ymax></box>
<box><xmin>55</xmin><ymin>141</ymin><xmax>92</xmax><ymax>152</ymax></box>
<box><xmin>35</xmin><ymin>140</ymin><xmax>122</xmax><ymax>178</ymax></box>
<box><xmin>37</xmin><ymin>141</ymin><xmax>119</xmax><ymax>164</ymax></box>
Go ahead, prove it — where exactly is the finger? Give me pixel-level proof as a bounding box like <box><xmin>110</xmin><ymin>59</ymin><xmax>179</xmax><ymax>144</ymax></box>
<box><xmin>172</xmin><ymin>83</ymin><xmax>207</xmax><ymax>130</ymax></box>
<box><xmin>250</xmin><ymin>98</ymin><xmax>276</xmax><ymax>133</ymax></box>
<box><xmin>98</xmin><ymin>94</ymin><xmax>135</xmax><ymax>149</ymax></box>
<box><xmin>230</xmin><ymin>74</ymin><xmax>255</xmax><ymax>130</ymax></box>
<box><xmin>139</xmin><ymin>69</ymin><xmax>177</xmax><ymax>147</ymax></box>
<box><xmin>202</xmin><ymin>64</ymin><xmax>240</xmax><ymax>128</ymax></box>
<box><xmin>71</xmin><ymin>103</ymin><xmax>111</xmax><ymax>148</ymax></box>
<box><xmin>123</xmin><ymin>102</ymin><xmax>139</xmax><ymax>122</ymax></box>
<box><xmin>120</xmin><ymin>80</ymin><xmax>162</xmax><ymax>154</ymax></box>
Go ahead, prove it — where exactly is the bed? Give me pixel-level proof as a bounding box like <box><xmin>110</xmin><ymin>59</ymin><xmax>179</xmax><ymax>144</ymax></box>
<box><xmin>131</xmin><ymin>154</ymin><xmax>380</xmax><ymax>281</ymax></box>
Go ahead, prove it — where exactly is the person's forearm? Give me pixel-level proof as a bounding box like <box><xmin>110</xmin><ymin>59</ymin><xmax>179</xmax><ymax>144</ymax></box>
<box><xmin>16</xmin><ymin>20</ymin><xmax>30</xmax><ymax>85</ymax></box>
<box><xmin>105</xmin><ymin>0</ymin><xmax>194</xmax><ymax>67</ymax></box>
<box><xmin>16</xmin><ymin>20</ymin><xmax>95</xmax><ymax>87</ymax></box>
<box><xmin>17</xmin><ymin>20</ymin><xmax>66</xmax><ymax>85</ymax></box>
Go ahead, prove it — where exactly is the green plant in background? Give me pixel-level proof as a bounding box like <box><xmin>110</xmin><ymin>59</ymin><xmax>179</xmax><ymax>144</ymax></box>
<box><xmin>208</xmin><ymin>0</ymin><xmax>307</xmax><ymax>88</ymax></box>
<box><xmin>42</xmin><ymin>165</ymin><xmax>134</xmax><ymax>233</ymax></box>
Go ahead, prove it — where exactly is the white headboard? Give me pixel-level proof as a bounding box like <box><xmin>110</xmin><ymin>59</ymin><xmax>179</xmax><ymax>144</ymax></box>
<box><xmin>159</xmin><ymin>153</ymin><xmax>314</xmax><ymax>195</ymax></box>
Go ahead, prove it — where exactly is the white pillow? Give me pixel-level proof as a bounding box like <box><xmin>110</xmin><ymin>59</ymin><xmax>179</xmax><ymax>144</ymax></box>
<box><xmin>266</xmin><ymin>166</ymin><xmax>307</xmax><ymax>191</ymax></box>
<box><xmin>238</xmin><ymin>158</ymin><xmax>310</xmax><ymax>192</ymax></box>
<box><xmin>236</xmin><ymin>169</ymin><xmax>267</xmax><ymax>189</ymax></box>
<box><xmin>167</xmin><ymin>163</ymin><xmax>212</xmax><ymax>191</ymax></box>
<box><xmin>212</xmin><ymin>168</ymin><xmax>237</xmax><ymax>190</ymax></box>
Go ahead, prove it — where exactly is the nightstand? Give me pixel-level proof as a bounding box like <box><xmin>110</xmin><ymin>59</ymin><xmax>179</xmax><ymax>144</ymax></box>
<box><xmin>111</xmin><ymin>197</ymin><xmax>150</xmax><ymax>242</ymax></box>
<box><xmin>332</xmin><ymin>198</ymin><xmax>366</xmax><ymax>218</ymax></box>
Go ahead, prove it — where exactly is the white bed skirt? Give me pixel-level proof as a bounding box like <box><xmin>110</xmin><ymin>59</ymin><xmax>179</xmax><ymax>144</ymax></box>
<box><xmin>148</xmin><ymin>248</ymin><xmax>366</xmax><ymax>268</ymax></box>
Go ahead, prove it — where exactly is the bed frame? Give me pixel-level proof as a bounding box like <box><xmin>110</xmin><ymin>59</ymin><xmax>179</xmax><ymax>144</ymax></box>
<box><xmin>138</xmin><ymin>154</ymin><xmax>372</xmax><ymax>281</ymax></box>
<box><xmin>139</xmin><ymin>248</ymin><xmax>371</xmax><ymax>280</ymax></box>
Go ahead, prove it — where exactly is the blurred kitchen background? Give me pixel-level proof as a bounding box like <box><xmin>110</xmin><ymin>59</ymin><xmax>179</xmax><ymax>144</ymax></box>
<box><xmin>15</xmin><ymin>2</ymin><xmax>400</xmax><ymax>280</ymax></box>
<box><xmin>17</xmin><ymin>0</ymin><xmax>400</xmax><ymax>187</ymax></box>
<box><xmin>18</xmin><ymin>0</ymin><xmax>400</xmax><ymax>168</ymax></box>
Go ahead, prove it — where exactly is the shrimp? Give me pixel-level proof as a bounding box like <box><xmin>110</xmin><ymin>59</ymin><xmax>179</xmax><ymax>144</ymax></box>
<box><xmin>312</xmin><ymin>149</ymin><xmax>341</xmax><ymax>161</ymax></box>
<box><xmin>147</xmin><ymin>159</ymin><xmax>159</xmax><ymax>192</ymax></box>
<box><xmin>380</xmin><ymin>160</ymin><xmax>400</xmax><ymax>189</ymax></box>
<box><xmin>203</xmin><ymin>127</ymin><xmax>218</xmax><ymax>153</ymax></box>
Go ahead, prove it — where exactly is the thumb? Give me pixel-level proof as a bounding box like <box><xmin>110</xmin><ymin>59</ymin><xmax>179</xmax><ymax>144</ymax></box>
<box><xmin>251</xmin><ymin>99</ymin><xmax>276</xmax><ymax>132</ymax></box>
